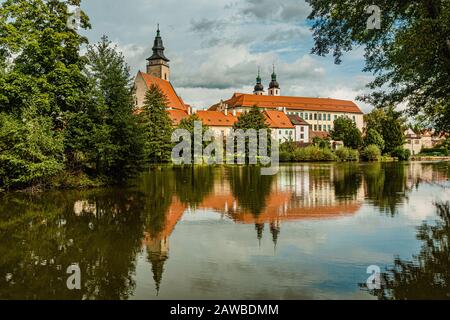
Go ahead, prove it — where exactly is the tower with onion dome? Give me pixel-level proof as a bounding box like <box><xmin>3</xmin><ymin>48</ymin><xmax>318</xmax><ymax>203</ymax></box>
<box><xmin>253</xmin><ymin>67</ymin><xmax>265</xmax><ymax>95</ymax></box>
<box><xmin>268</xmin><ymin>65</ymin><xmax>280</xmax><ymax>96</ymax></box>
<box><xmin>146</xmin><ymin>24</ymin><xmax>170</xmax><ymax>81</ymax></box>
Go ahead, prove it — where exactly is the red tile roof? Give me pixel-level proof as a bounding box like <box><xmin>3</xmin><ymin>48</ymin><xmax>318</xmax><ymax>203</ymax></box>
<box><xmin>264</xmin><ymin>110</ymin><xmax>294</xmax><ymax>129</ymax></box>
<box><xmin>211</xmin><ymin>93</ymin><xmax>363</xmax><ymax>114</ymax></box>
<box><xmin>167</xmin><ymin>109</ymin><xmax>189</xmax><ymax>126</ymax></box>
<box><xmin>139</xmin><ymin>71</ymin><xmax>188</xmax><ymax>111</ymax></box>
<box><xmin>196</xmin><ymin>111</ymin><xmax>238</xmax><ymax>127</ymax></box>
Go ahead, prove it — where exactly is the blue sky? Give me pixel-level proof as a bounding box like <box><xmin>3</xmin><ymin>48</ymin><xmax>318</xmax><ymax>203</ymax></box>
<box><xmin>80</xmin><ymin>0</ymin><xmax>374</xmax><ymax>111</ymax></box>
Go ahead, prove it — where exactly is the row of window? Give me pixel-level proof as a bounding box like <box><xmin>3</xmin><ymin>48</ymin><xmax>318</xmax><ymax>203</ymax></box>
<box><xmin>314</xmin><ymin>124</ymin><xmax>332</xmax><ymax>132</ymax></box>
<box><xmin>279</xmin><ymin>130</ymin><xmax>294</xmax><ymax>135</ymax></box>
<box><xmin>286</xmin><ymin>111</ymin><xmax>357</xmax><ymax>122</ymax></box>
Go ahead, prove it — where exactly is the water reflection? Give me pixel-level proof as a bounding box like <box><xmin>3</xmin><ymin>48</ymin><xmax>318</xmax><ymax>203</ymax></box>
<box><xmin>0</xmin><ymin>162</ymin><xmax>449</xmax><ymax>299</ymax></box>
<box><xmin>369</xmin><ymin>201</ymin><xmax>450</xmax><ymax>300</ymax></box>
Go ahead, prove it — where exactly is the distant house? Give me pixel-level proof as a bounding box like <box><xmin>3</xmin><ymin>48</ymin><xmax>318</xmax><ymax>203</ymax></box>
<box><xmin>287</xmin><ymin>114</ymin><xmax>310</xmax><ymax>144</ymax></box>
<box><xmin>404</xmin><ymin>129</ymin><xmax>446</xmax><ymax>155</ymax></box>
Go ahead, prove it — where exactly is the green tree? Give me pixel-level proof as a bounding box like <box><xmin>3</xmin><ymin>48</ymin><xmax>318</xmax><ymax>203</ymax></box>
<box><xmin>177</xmin><ymin>114</ymin><xmax>210</xmax><ymax>162</ymax></box>
<box><xmin>233</xmin><ymin>106</ymin><xmax>271</xmax><ymax>163</ymax></box>
<box><xmin>233</xmin><ymin>106</ymin><xmax>269</xmax><ymax>131</ymax></box>
<box><xmin>85</xmin><ymin>36</ymin><xmax>146</xmax><ymax>183</ymax></box>
<box><xmin>364</xmin><ymin>128</ymin><xmax>385</xmax><ymax>151</ymax></box>
<box><xmin>0</xmin><ymin>109</ymin><xmax>64</xmax><ymax>190</ymax></box>
<box><xmin>140</xmin><ymin>84</ymin><xmax>173</xmax><ymax>163</ymax></box>
<box><xmin>306</xmin><ymin>0</ymin><xmax>450</xmax><ymax>131</ymax></box>
<box><xmin>364</xmin><ymin>107</ymin><xmax>406</xmax><ymax>154</ymax></box>
<box><xmin>331</xmin><ymin>117</ymin><xmax>363</xmax><ymax>149</ymax></box>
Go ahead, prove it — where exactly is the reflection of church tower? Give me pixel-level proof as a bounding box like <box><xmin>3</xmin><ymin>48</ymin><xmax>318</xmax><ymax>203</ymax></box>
<box><xmin>268</xmin><ymin>65</ymin><xmax>280</xmax><ymax>96</ymax></box>
<box><xmin>146</xmin><ymin>25</ymin><xmax>170</xmax><ymax>81</ymax></box>
<box><xmin>253</xmin><ymin>68</ymin><xmax>264</xmax><ymax>95</ymax></box>
<box><xmin>255</xmin><ymin>223</ymin><xmax>265</xmax><ymax>245</ymax></box>
<box><xmin>270</xmin><ymin>221</ymin><xmax>281</xmax><ymax>247</ymax></box>
<box><xmin>146</xmin><ymin>237</ymin><xmax>169</xmax><ymax>295</ymax></box>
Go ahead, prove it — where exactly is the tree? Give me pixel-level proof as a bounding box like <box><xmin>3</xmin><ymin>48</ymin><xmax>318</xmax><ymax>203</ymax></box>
<box><xmin>0</xmin><ymin>109</ymin><xmax>64</xmax><ymax>190</ymax></box>
<box><xmin>306</xmin><ymin>0</ymin><xmax>450</xmax><ymax>131</ymax></box>
<box><xmin>140</xmin><ymin>85</ymin><xmax>173</xmax><ymax>163</ymax></box>
<box><xmin>331</xmin><ymin>117</ymin><xmax>362</xmax><ymax>149</ymax></box>
<box><xmin>365</xmin><ymin>107</ymin><xmax>406</xmax><ymax>154</ymax></box>
<box><xmin>85</xmin><ymin>36</ymin><xmax>146</xmax><ymax>183</ymax></box>
<box><xmin>233</xmin><ymin>106</ymin><xmax>271</xmax><ymax>163</ymax></box>
<box><xmin>177</xmin><ymin>114</ymin><xmax>210</xmax><ymax>162</ymax></box>
<box><xmin>233</xmin><ymin>106</ymin><xmax>269</xmax><ymax>131</ymax></box>
<box><xmin>364</xmin><ymin>128</ymin><xmax>385</xmax><ymax>151</ymax></box>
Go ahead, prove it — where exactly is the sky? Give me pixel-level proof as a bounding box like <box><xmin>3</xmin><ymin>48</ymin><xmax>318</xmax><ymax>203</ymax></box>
<box><xmin>80</xmin><ymin>0</ymin><xmax>374</xmax><ymax>112</ymax></box>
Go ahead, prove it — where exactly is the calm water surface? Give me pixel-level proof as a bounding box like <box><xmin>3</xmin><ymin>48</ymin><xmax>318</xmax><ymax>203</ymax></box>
<box><xmin>0</xmin><ymin>162</ymin><xmax>449</xmax><ymax>300</ymax></box>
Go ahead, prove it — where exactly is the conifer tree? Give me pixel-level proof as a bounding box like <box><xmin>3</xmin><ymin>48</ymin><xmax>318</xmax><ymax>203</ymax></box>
<box><xmin>141</xmin><ymin>85</ymin><xmax>173</xmax><ymax>163</ymax></box>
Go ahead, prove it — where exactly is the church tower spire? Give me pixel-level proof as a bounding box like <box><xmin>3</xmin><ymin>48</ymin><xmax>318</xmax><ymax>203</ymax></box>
<box><xmin>253</xmin><ymin>67</ymin><xmax>264</xmax><ymax>95</ymax></box>
<box><xmin>146</xmin><ymin>25</ymin><xmax>170</xmax><ymax>81</ymax></box>
<box><xmin>268</xmin><ymin>64</ymin><xmax>280</xmax><ymax>96</ymax></box>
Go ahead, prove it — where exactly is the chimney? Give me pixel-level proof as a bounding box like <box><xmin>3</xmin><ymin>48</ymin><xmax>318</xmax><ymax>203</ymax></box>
<box><xmin>188</xmin><ymin>106</ymin><xmax>192</xmax><ymax>115</ymax></box>
<box><xmin>232</xmin><ymin>109</ymin><xmax>237</xmax><ymax>117</ymax></box>
<box><xmin>283</xmin><ymin>107</ymin><xmax>287</xmax><ymax>114</ymax></box>
<box><xmin>224</xmin><ymin>108</ymin><xmax>228</xmax><ymax>116</ymax></box>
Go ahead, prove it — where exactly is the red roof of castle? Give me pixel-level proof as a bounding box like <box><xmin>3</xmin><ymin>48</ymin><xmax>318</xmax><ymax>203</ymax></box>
<box><xmin>139</xmin><ymin>71</ymin><xmax>188</xmax><ymax>111</ymax></box>
<box><xmin>210</xmin><ymin>93</ymin><xmax>363</xmax><ymax>114</ymax></box>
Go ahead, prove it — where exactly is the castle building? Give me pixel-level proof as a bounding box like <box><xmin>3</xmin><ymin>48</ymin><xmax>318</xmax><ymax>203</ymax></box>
<box><xmin>135</xmin><ymin>26</ymin><xmax>365</xmax><ymax>144</ymax></box>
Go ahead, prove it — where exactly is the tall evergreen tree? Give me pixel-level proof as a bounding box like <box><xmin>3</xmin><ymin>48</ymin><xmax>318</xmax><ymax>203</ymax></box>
<box><xmin>84</xmin><ymin>36</ymin><xmax>146</xmax><ymax>182</ymax></box>
<box><xmin>141</xmin><ymin>84</ymin><xmax>173</xmax><ymax>163</ymax></box>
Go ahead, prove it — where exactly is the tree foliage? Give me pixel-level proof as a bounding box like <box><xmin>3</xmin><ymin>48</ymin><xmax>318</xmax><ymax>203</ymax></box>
<box><xmin>140</xmin><ymin>84</ymin><xmax>173</xmax><ymax>163</ymax></box>
<box><xmin>364</xmin><ymin>107</ymin><xmax>406</xmax><ymax>154</ymax></box>
<box><xmin>331</xmin><ymin>117</ymin><xmax>363</xmax><ymax>149</ymax></box>
<box><xmin>307</xmin><ymin>0</ymin><xmax>450</xmax><ymax>131</ymax></box>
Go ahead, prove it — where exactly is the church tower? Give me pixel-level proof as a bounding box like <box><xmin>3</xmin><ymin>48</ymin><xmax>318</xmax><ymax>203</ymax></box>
<box><xmin>253</xmin><ymin>68</ymin><xmax>264</xmax><ymax>95</ymax></box>
<box><xmin>146</xmin><ymin>25</ymin><xmax>170</xmax><ymax>81</ymax></box>
<box><xmin>268</xmin><ymin>65</ymin><xmax>280</xmax><ymax>96</ymax></box>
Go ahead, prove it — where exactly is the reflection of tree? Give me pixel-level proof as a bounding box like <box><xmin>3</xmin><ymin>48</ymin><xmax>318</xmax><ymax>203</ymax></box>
<box><xmin>140</xmin><ymin>167</ymin><xmax>176</xmax><ymax>237</ymax></box>
<box><xmin>371</xmin><ymin>202</ymin><xmax>450</xmax><ymax>300</ymax></box>
<box><xmin>0</xmin><ymin>189</ymin><xmax>146</xmax><ymax>300</ymax></box>
<box><xmin>173</xmin><ymin>166</ymin><xmax>215</xmax><ymax>208</ymax></box>
<box><xmin>363</xmin><ymin>163</ymin><xmax>408</xmax><ymax>216</ymax></box>
<box><xmin>333</xmin><ymin>163</ymin><xmax>362</xmax><ymax>199</ymax></box>
<box><xmin>228</xmin><ymin>166</ymin><xmax>274</xmax><ymax>216</ymax></box>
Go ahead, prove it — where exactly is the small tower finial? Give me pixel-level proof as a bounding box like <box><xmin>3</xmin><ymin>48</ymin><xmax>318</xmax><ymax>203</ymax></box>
<box><xmin>157</xmin><ymin>24</ymin><xmax>160</xmax><ymax>36</ymax></box>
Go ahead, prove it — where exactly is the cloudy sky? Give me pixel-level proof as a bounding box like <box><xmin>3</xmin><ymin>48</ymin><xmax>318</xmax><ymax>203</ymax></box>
<box><xmin>80</xmin><ymin>0</ymin><xmax>374</xmax><ymax>111</ymax></box>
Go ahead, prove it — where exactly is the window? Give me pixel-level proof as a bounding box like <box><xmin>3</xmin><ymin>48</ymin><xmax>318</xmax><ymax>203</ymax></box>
<box><xmin>334</xmin><ymin>115</ymin><xmax>338</xmax><ymax>121</ymax></box>
<box><xmin>300</xmin><ymin>127</ymin><xmax>304</xmax><ymax>132</ymax></box>
<box><xmin>279</xmin><ymin>130</ymin><xmax>282</xmax><ymax>135</ymax></box>
<box><xmin>314</xmin><ymin>114</ymin><xmax>317</xmax><ymax>120</ymax></box>
<box><xmin>309</xmin><ymin>114</ymin><xmax>313</xmax><ymax>120</ymax></box>
<box><xmin>300</xmin><ymin>112</ymin><xmax>304</xmax><ymax>119</ymax></box>
<box><xmin>318</xmin><ymin>114</ymin><xmax>322</xmax><ymax>120</ymax></box>
<box><xmin>301</xmin><ymin>134</ymin><xmax>304</xmax><ymax>139</ymax></box>
<box><xmin>314</xmin><ymin>125</ymin><xmax>317</xmax><ymax>131</ymax></box>
<box><xmin>319</xmin><ymin>125</ymin><xmax>322</xmax><ymax>131</ymax></box>
<box><xmin>323</xmin><ymin>114</ymin><xmax>326</xmax><ymax>121</ymax></box>
<box><xmin>353</xmin><ymin>116</ymin><xmax>356</xmax><ymax>122</ymax></box>
<box><xmin>328</xmin><ymin>125</ymin><xmax>331</xmax><ymax>131</ymax></box>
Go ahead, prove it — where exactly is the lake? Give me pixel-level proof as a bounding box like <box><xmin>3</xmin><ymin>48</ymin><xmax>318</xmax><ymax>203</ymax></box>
<box><xmin>0</xmin><ymin>162</ymin><xmax>449</xmax><ymax>300</ymax></box>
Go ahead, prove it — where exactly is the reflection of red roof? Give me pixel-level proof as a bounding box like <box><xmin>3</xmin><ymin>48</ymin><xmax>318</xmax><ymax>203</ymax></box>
<box><xmin>167</xmin><ymin>109</ymin><xmax>189</xmax><ymax>126</ymax></box>
<box><xmin>139</xmin><ymin>71</ymin><xmax>187</xmax><ymax>111</ymax></box>
<box><xmin>198</xmin><ymin>190</ymin><xmax>361</xmax><ymax>224</ymax></box>
<box><xmin>196</xmin><ymin>111</ymin><xmax>238</xmax><ymax>127</ymax></box>
<box><xmin>211</xmin><ymin>93</ymin><xmax>363</xmax><ymax>114</ymax></box>
<box><xmin>264</xmin><ymin>110</ymin><xmax>294</xmax><ymax>129</ymax></box>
